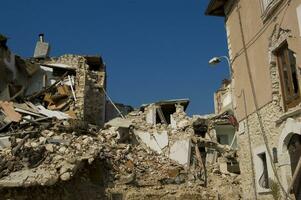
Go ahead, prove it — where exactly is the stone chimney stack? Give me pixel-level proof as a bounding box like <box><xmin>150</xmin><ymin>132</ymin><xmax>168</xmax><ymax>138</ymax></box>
<box><xmin>33</xmin><ymin>33</ymin><xmax>50</xmax><ymax>58</ymax></box>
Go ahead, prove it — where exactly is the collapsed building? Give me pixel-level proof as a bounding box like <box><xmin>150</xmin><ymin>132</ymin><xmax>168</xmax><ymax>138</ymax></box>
<box><xmin>0</xmin><ymin>34</ymin><xmax>108</xmax><ymax>127</ymax></box>
<box><xmin>0</xmin><ymin>34</ymin><xmax>241</xmax><ymax>199</ymax></box>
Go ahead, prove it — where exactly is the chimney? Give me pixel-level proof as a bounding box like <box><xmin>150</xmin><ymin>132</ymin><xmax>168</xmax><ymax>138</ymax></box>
<box><xmin>39</xmin><ymin>33</ymin><xmax>44</xmax><ymax>42</ymax></box>
<box><xmin>33</xmin><ymin>33</ymin><xmax>50</xmax><ymax>58</ymax></box>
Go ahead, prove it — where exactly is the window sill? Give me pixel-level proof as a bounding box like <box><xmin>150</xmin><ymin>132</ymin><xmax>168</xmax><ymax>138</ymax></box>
<box><xmin>261</xmin><ymin>0</ymin><xmax>283</xmax><ymax>23</ymax></box>
<box><xmin>276</xmin><ymin>106</ymin><xmax>301</xmax><ymax>124</ymax></box>
<box><xmin>257</xmin><ymin>189</ymin><xmax>272</xmax><ymax>194</ymax></box>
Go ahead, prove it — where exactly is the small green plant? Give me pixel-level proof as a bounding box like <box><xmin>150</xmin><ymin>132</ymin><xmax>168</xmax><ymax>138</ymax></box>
<box><xmin>269</xmin><ymin>178</ymin><xmax>281</xmax><ymax>200</ymax></box>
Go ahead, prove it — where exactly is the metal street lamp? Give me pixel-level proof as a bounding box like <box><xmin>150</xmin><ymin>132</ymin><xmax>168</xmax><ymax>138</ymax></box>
<box><xmin>208</xmin><ymin>56</ymin><xmax>232</xmax><ymax>79</ymax></box>
<box><xmin>208</xmin><ymin>56</ymin><xmax>233</xmax><ymax>110</ymax></box>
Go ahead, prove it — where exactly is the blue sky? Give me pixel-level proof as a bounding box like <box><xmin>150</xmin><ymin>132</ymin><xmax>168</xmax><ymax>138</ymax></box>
<box><xmin>1</xmin><ymin>0</ymin><xmax>229</xmax><ymax>115</ymax></box>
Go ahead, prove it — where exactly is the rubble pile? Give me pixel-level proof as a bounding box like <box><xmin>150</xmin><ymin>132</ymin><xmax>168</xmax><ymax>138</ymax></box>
<box><xmin>100</xmin><ymin>101</ymin><xmax>241</xmax><ymax>199</ymax></box>
<box><xmin>0</xmin><ymin>119</ymin><xmax>102</xmax><ymax>186</ymax></box>
<box><xmin>0</xmin><ymin>34</ymin><xmax>242</xmax><ymax>199</ymax></box>
<box><xmin>0</xmin><ymin>101</ymin><xmax>242</xmax><ymax>199</ymax></box>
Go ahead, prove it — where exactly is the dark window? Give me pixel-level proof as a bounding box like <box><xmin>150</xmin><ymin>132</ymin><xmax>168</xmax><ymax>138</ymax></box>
<box><xmin>288</xmin><ymin>135</ymin><xmax>301</xmax><ymax>199</ymax></box>
<box><xmin>155</xmin><ymin>105</ymin><xmax>175</xmax><ymax>124</ymax></box>
<box><xmin>258</xmin><ymin>152</ymin><xmax>269</xmax><ymax>189</ymax></box>
<box><xmin>276</xmin><ymin>43</ymin><xmax>300</xmax><ymax>110</ymax></box>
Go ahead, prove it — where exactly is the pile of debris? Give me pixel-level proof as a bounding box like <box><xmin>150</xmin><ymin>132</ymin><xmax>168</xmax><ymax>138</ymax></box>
<box><xmin>0</xmin><ymin>104</ymin><xmax>241</xmax><ymax>199</ymax></box>
<box><xmin>0</xmin><ymin>78</ymin><xmax>76</xmax><ymax>131</ymax></box>
<box><xmin>0</xmin><ymin>34</ymin><xmax>242</xmax><ymax>199</ymax></box>
<box><xmin>0</xmin><ymin>33</ymin><xmax>107</xmax><ymax>129</ymax></box>
<box><xmin>100</xmin><ymin>100</ymin><xmax>242</xmax><ymax>199</ymax></box>
<box><xmin>0</xmin><ymin>97</ymin><xmax>242</xmax><ymax>199</ymax></box>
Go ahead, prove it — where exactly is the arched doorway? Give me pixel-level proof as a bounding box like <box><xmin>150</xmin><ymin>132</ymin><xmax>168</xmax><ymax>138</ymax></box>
<box><xmin>288</xmin><ymin>134</ymin><xmax>301</xmax><ymax>200</ymax></box>
<box><xmin>278</xmin><ymin>118</ymin><xmax>301</xmax><ymax>199</ymax></box>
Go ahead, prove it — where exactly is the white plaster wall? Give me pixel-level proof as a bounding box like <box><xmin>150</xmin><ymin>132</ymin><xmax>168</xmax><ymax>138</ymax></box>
<box><xmin>134</xmin><ymin>130</ymin><xmax>168</xmax><ymax>154</ymax></box>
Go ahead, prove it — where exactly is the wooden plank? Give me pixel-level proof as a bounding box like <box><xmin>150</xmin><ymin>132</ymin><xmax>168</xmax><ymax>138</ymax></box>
<box><xmin>14</xmin><ymin>108</ymin><xmax>44</xmax><ymax>118</ymax></box>
<box><xmin>156</xmin><ymin>106</ymin><xmax>168</xmax><ymax>125</ymax></box>
<box><xmin>0</xmin><ymin>101</ymin><xmax>22</xmax><ymax>122</ymax></box>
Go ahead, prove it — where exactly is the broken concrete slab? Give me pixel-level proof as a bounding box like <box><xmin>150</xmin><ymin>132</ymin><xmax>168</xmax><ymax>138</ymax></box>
<box><xmin>169</xmin><ymin>138</ymin><xmax>191</xmax><ymax>166</ymax></box>
<box><xmin>0</xmin><ymin>168</ymin><xmax>58</xmax><ymax>187</ymax></box>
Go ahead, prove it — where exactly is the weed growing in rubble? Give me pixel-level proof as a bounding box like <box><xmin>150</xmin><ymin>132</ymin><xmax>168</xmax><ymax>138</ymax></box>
<box><xmin>269</xmin><ymin>178</ymin><xmax>280</xmax><ymax>200</ymax></box>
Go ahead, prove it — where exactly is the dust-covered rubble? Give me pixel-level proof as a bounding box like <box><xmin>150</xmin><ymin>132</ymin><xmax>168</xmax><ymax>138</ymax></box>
<box><xmin>0</xmin><ymin>98</ymin><xmax>242</xmax><ymax>199</ymax></box>
<box><xmin>0</xmin><ymin>34</ymin><xmax>242</xmax><ymax>200</ymax></box>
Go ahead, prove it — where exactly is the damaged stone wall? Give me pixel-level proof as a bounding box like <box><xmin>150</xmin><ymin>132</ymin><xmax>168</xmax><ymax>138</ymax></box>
<box><xmin>45</xmin><ymin>54</ymin><xmax>107</xmax><ymax>126</ymax></box>
<box><xmin>84</xmin><ymin>70</ymin><xmax>106</xmax><ymax>126</ymax></box>
<box><xmin>0</xmin><ymin>36</ymin><xmax>108</xmax><ymax>127</ymax></box>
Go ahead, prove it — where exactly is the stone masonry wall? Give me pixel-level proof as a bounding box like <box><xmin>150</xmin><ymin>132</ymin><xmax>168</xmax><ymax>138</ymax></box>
<box><xmin>46</xmin><ymin>54</ymin><xmax>106</xmax><ymax>126</ymax></box>
<box><xmin>84</xmin><ymin>70</ymin><xmax>106</xmax><ymax>126</ymax></box>
<box><xmin>237</xmin><ymin>100</ymin><xmax>283</xmax><ymax>200</ymax></box>
<box><xmin>74</xmin><ymin>56</ymin><xmax>88</xmax><ymax>121</ymax></box>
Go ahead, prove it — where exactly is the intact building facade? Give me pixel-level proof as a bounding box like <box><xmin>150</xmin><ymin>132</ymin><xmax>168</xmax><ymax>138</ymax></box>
<box><xmin>206</xmin><ymin>0</ymin><xmax>301</xmax><ymax>199</ymax></box>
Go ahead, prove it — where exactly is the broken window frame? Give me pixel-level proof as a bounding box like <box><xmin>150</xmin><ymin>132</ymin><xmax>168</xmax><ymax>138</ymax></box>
<box><xmin>275</xmin><ymin>43</ymin><xmax>301</xmax><ymax>111</ymax></box>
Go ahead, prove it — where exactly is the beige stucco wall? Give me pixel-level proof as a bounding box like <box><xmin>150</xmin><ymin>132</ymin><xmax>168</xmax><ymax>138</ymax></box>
<box><xmin>221</xmin><ymin>0</ymin><xmax>301</xmax><ymax>199</ymax></box>
<box><xmin>226</xmin><ymin>0</ymin><xmax>301</xmax><ymax>121</ymax></box>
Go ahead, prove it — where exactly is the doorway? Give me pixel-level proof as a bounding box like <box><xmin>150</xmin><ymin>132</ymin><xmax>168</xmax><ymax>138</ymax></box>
<box><xmin>288</xmin><ymin>134</ymin><xmax>301</xmax><ymax>199</ymax></box>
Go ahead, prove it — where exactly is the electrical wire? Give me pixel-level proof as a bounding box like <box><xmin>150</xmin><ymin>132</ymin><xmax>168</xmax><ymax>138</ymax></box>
<box><xmin>102</xmin><ymin>87</ymin><xmax>125</xmax><ymax>119</ymax></box>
